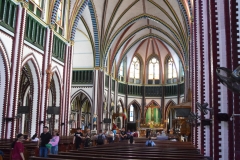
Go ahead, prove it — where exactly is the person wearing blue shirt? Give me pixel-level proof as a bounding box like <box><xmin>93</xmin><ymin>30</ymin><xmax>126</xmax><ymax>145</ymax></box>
<box><xmin>145</xmin><ymin>137</ymin><xmax>156</xmax><ymax>146</ymax></box>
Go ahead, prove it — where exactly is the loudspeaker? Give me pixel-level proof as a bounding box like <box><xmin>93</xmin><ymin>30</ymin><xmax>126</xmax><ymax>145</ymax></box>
<box><xmin>217</xmin><ymin>113</ymin><xmax>229</xmax><ymax>121</ymax></box>
<box><xmin>18</xmin><ymin>106</ymin><xmax>29</xmax><ymax>114</ymax></box>
<box><xmin>201</xmin><ymin>119</ymin><xmax>212</xmax><ymax>126</ymax></box>
<box><xmin>47</xmin><ymin>107</ymin><xmax>60</xmax><ymax>114</ymax></box>
<box><xmin>103</xmin><ymin>118</ymin><xmax>111</xmax><ymax>123</ymax></box>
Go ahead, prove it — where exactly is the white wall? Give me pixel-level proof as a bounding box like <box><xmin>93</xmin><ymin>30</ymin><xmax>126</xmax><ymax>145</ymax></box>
<box><xmin>73</xmin><ymin>30</ymin><xmax>93</xmax><ymax>68</ymax></box>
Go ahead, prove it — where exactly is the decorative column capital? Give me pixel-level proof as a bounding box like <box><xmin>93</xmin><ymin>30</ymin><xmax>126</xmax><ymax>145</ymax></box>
<box><xmin>18</xmin><ymin>0</ymin><xmax>29</xmax><ymax>8</ymax></box>
<box><xmin>69</xmin><ymin>40</ymin><xmax>75</xmax><ymax>46</ymax></box>
<box><xmin>94</xmin><ymin>67</ymin><xmax>102</xmax><ymax>70</ymax></box>
<box><xmin>49</xmin><ymin>23</ymin><xmax>55</xmax><ymax>30</ymax></box>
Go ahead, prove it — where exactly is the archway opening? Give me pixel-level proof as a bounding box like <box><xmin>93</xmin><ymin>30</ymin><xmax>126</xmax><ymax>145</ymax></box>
<box><xmin>70</xmin><ymin>92</ymin><xmax>92</xmax><ymax>131</ymax></box>
<box><xmin>17</xmin><ymin>60</ymin><xmax>39</xmax><ymax>138</ymax></box>
<box><xmin>127</xmin><ymin>103</ymin><xmax>141</xmax><ymax>132</ymax></box>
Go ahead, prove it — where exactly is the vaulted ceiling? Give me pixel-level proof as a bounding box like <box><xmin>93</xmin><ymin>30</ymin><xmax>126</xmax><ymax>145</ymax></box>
<box><xmin>75</xmin><ymin>0</ymin><xmax>192</xmax><ymax>72</ymax></box>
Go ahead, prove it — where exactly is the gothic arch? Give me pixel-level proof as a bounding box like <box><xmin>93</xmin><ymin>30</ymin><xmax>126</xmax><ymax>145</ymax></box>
<box><xmin>127</xmin><ymin>100</ymin><xmax>141</xmax><ymax>113</ymax></box>
<box><xmin>164</xmin><ymin>54</ymin><xmax>179</xmax><ymax>80</ymax></box>
<box><xmin>0</xmin><ymin>40</ymin><xmax>10</xmax><ymax>138</ymax></box>
<box><xmin>21</xmin><ymin>54</ymin><xmax>41</xmax><ymax>136</ymax></box>
<box><xmin>51</xmin><ymin>66</ymin><xmax>62</xmax><ymax>107</ymax></box>
<box><xmin>165</xmin><ymin>99</ymin><xmax>177</xmax><ymax>119</ymax></box>
<box><xmin>144</xmin><ymin>100</ymin><xmax>161</xmax><ymax>120</ymax></box>
<box><xmin>127</xmin><ymin>54</ymin><xmax>144</xmax><ymax>83</ymax></box>
<box><xmin>71</xmin><ymin>89</ymin><xmax>93</xmax><ymax>107</ymax></box>
<box><xmin>145</xmin><ymin>100</ymin><xmax>161</xmax><ymax>109</ymax></box>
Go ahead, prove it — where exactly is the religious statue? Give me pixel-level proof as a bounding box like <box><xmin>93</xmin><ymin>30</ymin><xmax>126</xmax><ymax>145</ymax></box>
<box><xmin>93</xmin><ymin>115</ymin><xmax>97</xmax><ymax>124</ymax></box>
<box><xmin>110</xmin><ymin>102</ymin><xmax>114</xmax><ymax>112</ymax></box>
<box><xmin>103</xmin><ymin>102</ymin><xmax>107</xmax><ymax>111</ymax></box>
<box><xmin>46</xmin><ymin>64</ymin><xmax>53</xmax><ymax>89</ymax></box>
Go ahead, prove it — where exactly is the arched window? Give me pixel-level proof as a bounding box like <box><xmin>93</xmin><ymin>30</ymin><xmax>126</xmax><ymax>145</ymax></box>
<box><xmin>129</xmin><ymin>105</ymin><xmax>134</xmax><ymax>122</ymax></box>
<box><xmin>167</xmin><ymin>57</ymin><xmax>177</xmax><ymax>83</ymax></box>
<box><xmin>118</xmin><ymin>61</ymin><xmax>124</xmax><ymax>81</ymax></box>
<box><xmin>148</xmin><ymin>57</ymin><xmax>160</xmax><ymax>84</ymax></box>
<box><xmin>129</xmin><ymin>57</ymin><xmax>140</xmax><ymax>83</ymax></box>
<box><xmin>56</xmin><ymin>0</ymin><xmax>63</xmax><ymax>26</ymax></box>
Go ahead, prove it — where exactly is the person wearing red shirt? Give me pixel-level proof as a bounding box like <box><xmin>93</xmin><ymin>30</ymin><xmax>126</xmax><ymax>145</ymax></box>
<box><xmin>11</xmin><ymin>133</ymin><xmax>25</xmax><ymax>160</ymax></box>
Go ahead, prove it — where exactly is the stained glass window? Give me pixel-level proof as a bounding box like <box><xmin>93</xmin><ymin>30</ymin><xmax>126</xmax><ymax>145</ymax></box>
<box><xmin>167</xmin><ymin>57</ymin><xmax>177</xmax><ymax>79</ymax></box>
<box><xmin>148</xmin><ymin>57</ymin><xmax>159</xmax><ymax>79</ymax></box>
<box><xmin>119</xmin><ymin>62</ymin><xmax>124</xmax><ymax>76</ymax></box>
<box><xmin>56</xmin><ymin>0</ymin><xmax>63</xmax><ymax>25</ymax></box>
<box><xmin>130</xmin><ymin>105</ymin><xmax>134</xmax><ymax>122</ymax></box>
<box><xmin>130</xmin><ymin>57</ymin><xmax>140</xmax><ymax>79</ymax></box>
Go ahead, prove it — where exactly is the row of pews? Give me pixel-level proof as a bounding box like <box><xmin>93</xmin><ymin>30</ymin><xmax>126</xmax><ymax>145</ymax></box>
<box><xmin>0</xmin><ymin>137</ymin><xmax>206</xmax><ymax>160</ymax></box>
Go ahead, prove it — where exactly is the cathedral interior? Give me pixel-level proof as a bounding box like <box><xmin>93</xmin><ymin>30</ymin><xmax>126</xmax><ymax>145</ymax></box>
<box><xmin>0</xmin><ymin>0</ymin><xmax>240</xmax><ymax>160</ymax></box>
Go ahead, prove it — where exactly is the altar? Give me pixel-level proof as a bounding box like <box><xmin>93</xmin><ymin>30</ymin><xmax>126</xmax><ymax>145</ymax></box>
<box><xmin>139</xmin><ymin>122</ymin><xmax>165</xmax><ymax>137</ymax></box>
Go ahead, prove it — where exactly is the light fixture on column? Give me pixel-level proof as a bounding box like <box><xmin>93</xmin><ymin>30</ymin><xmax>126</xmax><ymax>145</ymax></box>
<box><xmin>196</xmin><ymin>102</ymin><xmax>212</xmax><ymax>115</ymax></box>
<box><xmin>216</xmin><ymin>67</ymin><xmax>240</xmax><ymax>93</ymax></box>
<box><xmin>196</xmin><ymin>102</ymin><xmax>212</xmax><ymax>126</ymax></box>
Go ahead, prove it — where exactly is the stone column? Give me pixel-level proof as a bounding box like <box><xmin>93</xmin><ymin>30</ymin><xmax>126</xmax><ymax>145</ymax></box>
<box><xmin>6</xmin><ymin>3</ymin><xmax>27</xmax><ymax>138</ymax></box>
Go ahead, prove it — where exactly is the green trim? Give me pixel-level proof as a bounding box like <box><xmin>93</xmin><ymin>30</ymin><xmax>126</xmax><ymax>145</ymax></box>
<box><xmin>0</xmin><ymin>0</ymin><xmax>17</xmax><ymax>32</ymax></box>
<box><xmin>25</xmin><ymin>14</ymin><xmax>46</xmax><ymax>50</ymax></box>
<box><xmin>72</xmin><ymin>70</ymin><xmax>93</xmax><ymax>84</ymax></box>
<box><xmin>52</xmin><ymin>34</ymin><xmax>66</xmax><ymax>62</ymax></box>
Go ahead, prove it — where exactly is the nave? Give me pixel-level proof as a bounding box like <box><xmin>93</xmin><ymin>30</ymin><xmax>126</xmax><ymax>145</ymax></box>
<box><xmin>0</xmin><ymin>137</ymin><xmax>206</xmax><ymax>160</ymax></box>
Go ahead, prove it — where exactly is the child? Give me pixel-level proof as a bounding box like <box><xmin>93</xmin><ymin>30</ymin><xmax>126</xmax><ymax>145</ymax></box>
<box><xmin>49</xmin><ymin>130</ymin><xmax>60</xmax><ymax>154</ymax></box>
<box><xmin>145</xmin><ymin>137</ymin><xmax>156</xmax><ymax>147</ymax></box>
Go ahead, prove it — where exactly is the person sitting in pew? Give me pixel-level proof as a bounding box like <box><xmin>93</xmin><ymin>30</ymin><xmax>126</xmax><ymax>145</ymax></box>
<box><xmin>145</xmin><ymin>137</ymin><xmax>156</xmax><ymax>147</ymax></box>
<box><xmin>11</xmin><ymin>133</ymin><xmax>25</xmax><ymax>160</ymax></box>
<box><xmin>73</xmin><ymin>128</ymin><xmax>83</xmax><ymax>150</ymax></box>
<box><xmin>107</xmin><ymin>130</ymin><xmax>114</xmax><ymax>143</ymax></box>
<box><xmin>84</xmin><ymin>129</ymin><xmax>92</xmax><ymax>147</ymax></box>
<box><xmin>97</xmin><ymin>130</ymin><xmax>105</xmax><ymax>145</ymax></box>
<box><xmin>120</xmin><ymin>127</ymin><xmax>127</xmax><ymax>141</ymax></box>
<box><xmin>31</xmin><ymin>133</ymin><xmax>39</xmax><ymax>142</ymax></box>
<box><xmin>156</xmin><ymin>131</ymin><xmax>168</xmax><ymax>140</ymax></box>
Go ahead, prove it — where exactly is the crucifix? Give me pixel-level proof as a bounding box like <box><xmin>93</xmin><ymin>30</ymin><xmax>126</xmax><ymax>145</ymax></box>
<box><xmin>46</xmin><ymin>64</ymin><xmax>53</xmax><ymax>89</ymax></box>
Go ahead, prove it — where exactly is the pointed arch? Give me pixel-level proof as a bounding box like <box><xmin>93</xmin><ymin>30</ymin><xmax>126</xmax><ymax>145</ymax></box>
<box><xmin>50</xmin><ymin>0</ymin><xmax>61</xmax><ymax>25</ymax></box>
<box><xmin>127</xmin><ymin>100</ymin><xmax>141</xmax><ymax>113</ymax></box>
<box><xmin>127</xmin><ymin>54</ymin><xmax>143</xmax><ymax>84</ymax></box>
<box><xmin>165</xmin><ymin>99</ymin><xmax>177</xmax><ymax>118</ymax></box>
<box><xmin>51</xmin><ymin>66</ymin><xmax>62</xmax><ymax>107</ymax></box>
<box><xmin>165</xmin><ymin>54</ymin><xmax>178</xmax><ymax>83</ymax></box>
<box><xmin>146</xmin><ymin>54</ymin><xmax>161</xmax><ymax>83</ymax></box>
<box><xmin>21</xmin><ymin>55</ymin><xmax>41</xmax><ymax>136</ymax></box>
<box><xmin>144</xmin><ymin>100</ymin><xmax>161</xmax><ymax>119</ymax></box>
<box><xmin>145</xmin><ymin>100</ymin><xmax>161</xmax><ymax>109</ymax></box>
<box><xmin>21</xmin><ymin>53</ymin><xmax>41</xmax><ymax>75</ymax></box>
<box><xmin>69</xmin><ymin>0</ymin><xmax>90</xmax><ymax>40</ymax></box>
<box><xmin>52</xmin><ymin>66</ymin><xmax>63</xmax><ymax>86</ymax></box>
<box><xmin>0</xmin><ymin>39</ymin><xmax>10</xmax><ymax>138</ymax></box>
<box><xmin>88</xmin><ymin>0</ymin><xmax>100</xmax><ymax>67</ymax></box>
<box><xmin>71</xmin><ymin>89</ymin><xmax>93</xmax><ymax>107</ymax></box>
